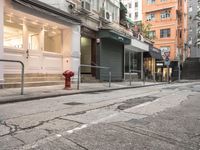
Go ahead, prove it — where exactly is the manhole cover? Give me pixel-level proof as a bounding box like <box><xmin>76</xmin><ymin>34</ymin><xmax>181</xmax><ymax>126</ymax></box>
<box><xmin>63</xmin><ymin>102</ymin><xmax>84</xmax><ymax>105</ymax></box>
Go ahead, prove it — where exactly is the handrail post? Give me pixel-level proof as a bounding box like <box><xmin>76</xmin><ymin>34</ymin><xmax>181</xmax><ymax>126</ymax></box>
<box><xmin>109</xmin><ymin>71</ymin><xmax>111</xmax><ymax>88</ymax></box>
<box><xmin>77</xmin><ymin>66</ymin><xmax>80</xmax><ymax>90</ymax></box>
<box><xmin>0</xmin><ymin>59</ymin><xmax>24</xmax><ymax>95</ymax></box>
<box><xmin>129</xmin><ymin>70</ymin><xmax>131</xmax><ymax>86</ymax></box>
<box><xmin>20</xmin><ymin>62</ymin><xmax>24</xmax><ymax>95</ymax></box>
<box><xmin>78</xmin><ymin>64</ymin><xmax>111</xmax><ymax>89</ymax></box>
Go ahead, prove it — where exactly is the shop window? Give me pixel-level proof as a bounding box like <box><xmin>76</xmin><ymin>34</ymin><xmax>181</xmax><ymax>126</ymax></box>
<box><xmin>27</xmin><ymin>24</ymin><xmax>41</xmax><ymax>50</ymax></box>
<box><xmin>44</xmin><ymin>28</ymin><xmax>62</xmax><ymax>53</ymax></box>
<box><xmin>4</xmin><ymin>15</ymin><xmax>23</xmax><ymax>49</ymax></box>
<box><xmin>125</xmin><ymin>50</ymin><xmax>141</xmax><ymax>73</ymax></box>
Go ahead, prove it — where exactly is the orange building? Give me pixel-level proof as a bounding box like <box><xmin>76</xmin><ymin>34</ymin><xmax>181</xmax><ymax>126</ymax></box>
<box><xmin>142</xmin><ymin>0</ymin><xmax>188</xmax><ymax>62</ymax></box>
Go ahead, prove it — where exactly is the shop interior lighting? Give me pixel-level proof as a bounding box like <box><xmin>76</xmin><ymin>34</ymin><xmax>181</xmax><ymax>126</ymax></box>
<box><xmin>6</xmin><ymin>16</ymin><xmax>14</xmax><ymax>23</ymax></box>
<box><xmin>32</xmin><ymin>20</ymin><xmax>38</xmax><ymax>25</ymax></box>
<box><xmin>52</xmin><ymin>26</ymin><xmax>58</xmax><ymax>29</ymax></box>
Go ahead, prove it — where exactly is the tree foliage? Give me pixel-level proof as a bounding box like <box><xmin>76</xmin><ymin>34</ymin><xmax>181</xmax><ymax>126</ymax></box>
<box><xmin>132</xmin><ymin>22</ymin><xmax>155</xmax><ymax>40</ymax></box>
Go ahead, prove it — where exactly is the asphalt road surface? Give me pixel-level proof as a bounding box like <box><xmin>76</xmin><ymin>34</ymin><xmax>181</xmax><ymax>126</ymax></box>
<box><xmin>1</xmin><ymin>82</ymin><xmax>200</xmax><ymax>150</ymax></box>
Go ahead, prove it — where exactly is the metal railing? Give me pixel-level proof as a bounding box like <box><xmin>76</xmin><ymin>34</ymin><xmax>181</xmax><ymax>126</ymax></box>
<box><xmin>129</xmin><ymin>69</ymin><xmax>141</xmax><ymax>86</ymax></box>
<box><xmin>77</xmin><ymin>64</ymin><xmax>111</xmax><ymax>90</ymax></box>
<box><xmin>0</xmin><ymin>59</ymin><xmax>24</xmax><ymax>95</ymax></box>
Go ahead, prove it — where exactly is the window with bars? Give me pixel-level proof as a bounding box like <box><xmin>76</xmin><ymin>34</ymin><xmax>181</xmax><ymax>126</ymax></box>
<box><xmin>160</xmin><ymin>10</ymin><xmax>171</xmax><ymax>19</ymax></box>
<box><xmin>147</xmin><ymin>13</ymin><xmax>155</xmax><ymax>21</ymax></box>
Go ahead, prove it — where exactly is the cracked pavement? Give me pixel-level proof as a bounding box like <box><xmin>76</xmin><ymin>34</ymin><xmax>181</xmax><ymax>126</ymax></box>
<box><xmin>0</xmin><ymin>82</ymin><xmax>200</xmax><ymax>149</ymax></box>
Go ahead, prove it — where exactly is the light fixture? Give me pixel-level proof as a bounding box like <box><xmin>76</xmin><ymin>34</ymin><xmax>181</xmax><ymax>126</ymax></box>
<box><xmin>32</xmin><ymin>20</ymin><xmax>38</xmax><ymax>25</ymax></box>
<box><xmin>43</xmin><ymin>23</ymin><xmax>49</xmax><ymax>27</ymax></box>
<box><xmin>52</xmin><ymin>26</ymin><xmax>58</xmax><ymax>29</ymax></box>
<box><xmin>6</xmin><ymin>16</ymin><xmax>14</xmax><ymax>23</ymax></box>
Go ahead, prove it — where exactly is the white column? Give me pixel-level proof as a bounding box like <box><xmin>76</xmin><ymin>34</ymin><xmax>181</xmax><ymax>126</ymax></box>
<box><xmin>0</xmin><ymin>0</ymin><xmax>4</xmax><ymax>83</ymax></box>
<box><xmin>62</xmin><ymin>25</ymin><xmax>81</xmax><ymax>81</ymax></box>
<box><xmin>71</xmin><ymin>25</ymin><xmax>81</xmax><ymax>81</ymax></box>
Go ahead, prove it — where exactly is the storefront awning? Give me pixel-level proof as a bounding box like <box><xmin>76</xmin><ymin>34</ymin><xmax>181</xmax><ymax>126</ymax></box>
<box><xmin>126</xmin><ymin>17</ymin><xmax>134</xmax><ymax>26</ymax></box>
<box><xmin>120</xmin><ymin>2</ymin><xmax>127</xmax><ymax>13</ymax></box>
<box><xmin>12</xmin><ymin>0</ymin><xmax>81</xmax><ymax>25</ymax></box>
<box><xmin>125</xmin><ymin>38</ymin><xmax>149</xmax><ymax>52</ymax></box>
<box><xmin>98</xmin><ymin>29</ymin><xmax>131</xmax><ymax>44</ymax></box>
<box><xmin>147</xmin><ymin>46</ymin><xmax>163</xmax><ymax>60</ymax></box>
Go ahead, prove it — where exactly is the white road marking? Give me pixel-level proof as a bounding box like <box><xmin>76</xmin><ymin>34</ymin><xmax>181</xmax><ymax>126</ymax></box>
<box><xmin>132</xmin><ymin>101</ymin><xmax>152</xmax><ymax>108</ymax></box>
<box><xmin>66</xmin><ymin>124</ymin><xmax>88</xmax><ymax>134</ymax></box>
<box><xmin>56</xmin><ymin>134</ymin><xmax>62</xmax><ymax>137</ymax></box>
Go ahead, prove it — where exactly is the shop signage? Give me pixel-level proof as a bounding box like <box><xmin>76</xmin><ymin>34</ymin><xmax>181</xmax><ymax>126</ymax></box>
<box><xmin>118</xmin><ymin>36</ymin><xmax>124</xmax><ymax>41</ymax></box>
<box><xmin>152</xmin><ymin>47</ymin><xmax>160</xmax><ymax>53</ymax></box>
<box><xmin>156</xmin><ymin>63</ymin><xmax>164</xmax><ymax>66</ymax></box>
<box><xmin>99</xmin><ymin>29</ymin><xmax>131</xmax><ymax>44</ymax></box>
<box><xmin>160</xmin><ymin>47</ymin><xmax>170</xmax><ymax>59</ymax></box>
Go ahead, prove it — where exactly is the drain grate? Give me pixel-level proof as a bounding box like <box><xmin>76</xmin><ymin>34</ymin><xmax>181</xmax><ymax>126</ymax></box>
<box><xmin>117</xmin><ymin>96</ymin><xmax>158</xmax><ymax>110</ymax></box>
<box><xmin>63</xmin><ymin>102</ymin><xmax>84</xmax><ymax>105</ymax></box>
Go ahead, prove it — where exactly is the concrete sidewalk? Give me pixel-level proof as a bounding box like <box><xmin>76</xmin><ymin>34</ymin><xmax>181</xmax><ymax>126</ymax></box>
<box><xmin>0</xmin><ymin>81</ymin><xmax>164</xmax><ymax>104</ymax></box>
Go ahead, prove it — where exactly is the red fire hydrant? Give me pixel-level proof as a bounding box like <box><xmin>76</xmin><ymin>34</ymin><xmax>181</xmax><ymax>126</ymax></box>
<box><xmin>63</xmin><ymin>70</ymin><xmax>74</xmax><ymax>89</ymax></box>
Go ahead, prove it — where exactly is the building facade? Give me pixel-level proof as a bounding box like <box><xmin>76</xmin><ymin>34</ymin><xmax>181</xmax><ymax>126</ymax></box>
<box><xmin>142</xmin><ymin>0</ymin><xmax>188</xmax><ymax>62</ymax></box>
<box><xmin>121</xmin><ymin>0</ymin><xmax>142</xmax><ymax>22</ymax></box>
<box><xmin>0</xmin><ymin>0</ymin><xmax>81</xmax><ymax>87</ymax></box>
<box><xmin>0</xmin><ymin>0</ymin><xmax>152</xmax><ymax>87</ymax></box>
<box><xmin>44</xmin><ymin>0</ymin><xmax>136</xmax><ymax>81</ymax></box>
<box><xmin>188</xmin><ymin>0</ymin><xmax>200</xmax><ymax>57</ymax></box>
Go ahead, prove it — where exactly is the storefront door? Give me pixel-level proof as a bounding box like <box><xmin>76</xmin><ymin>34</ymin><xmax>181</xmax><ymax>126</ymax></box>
<box><xmin>25</xmin><ymin>24</ymin><xmax>43</xmax><ymax>73</ymax></box>
<box><xmin>81</xmin><ymin>37</ymin><xmax>92</xmax><ymax>73</ymax></box>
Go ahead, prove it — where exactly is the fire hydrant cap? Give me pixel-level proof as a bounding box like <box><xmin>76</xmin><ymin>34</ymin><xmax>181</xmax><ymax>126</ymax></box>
<box><xmin>63</xmin><ymin>70</ymin><xmax>74</xmax><ymax>77</ymax></box>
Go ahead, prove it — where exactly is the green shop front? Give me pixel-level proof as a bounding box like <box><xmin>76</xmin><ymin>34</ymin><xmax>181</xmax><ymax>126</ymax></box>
<box><xmin>97</xmin><ymin>29</ymin><xmax>131</xmax><ymax>81</ymax></box>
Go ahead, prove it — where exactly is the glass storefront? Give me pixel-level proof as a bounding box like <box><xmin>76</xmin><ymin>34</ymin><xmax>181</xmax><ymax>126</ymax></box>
<box><xmin>27</xmin><ymin>24</ymin><xmax>41</xmax><ymax>50</ymax></box>
<box><xmin>144</xmin><ymin>57</ymin><xmax>155</xmax><ymax>80</ymax></box>
<box><xmin>44</xmin><ymin>27</ymin><xmax>62</xmax><ymax>53</ymax></box>
<box><xmin>4</xmin><ymin>13</ymin><xmax>62</xmax><ymax>53</ymax></box>
<box><xmin>125</xmin><ymin>50</ymin><xmax>141</xmax><ymax>73</ymax></box>
<box><xmin>4</xmin><ymin>15</ymin><xmax>23</xmax><ymax>49</ymax></box>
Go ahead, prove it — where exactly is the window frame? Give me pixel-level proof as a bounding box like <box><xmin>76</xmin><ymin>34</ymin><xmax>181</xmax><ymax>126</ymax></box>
<box><xmin>160</xmin><ymin>28</ymin><xmax>171</xmax><ymax>38</ymax></box>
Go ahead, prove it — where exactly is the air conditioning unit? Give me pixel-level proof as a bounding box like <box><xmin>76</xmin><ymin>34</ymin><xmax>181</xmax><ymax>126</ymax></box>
<box><xmin>101</xmin><ymin>9</ymin><xmax>112</xmax><ymax>23</ymax></box>
<box><xmin>81</xmin><ymin>0</ymin><xmax>91</xmax><ymax>13</ymax></box>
